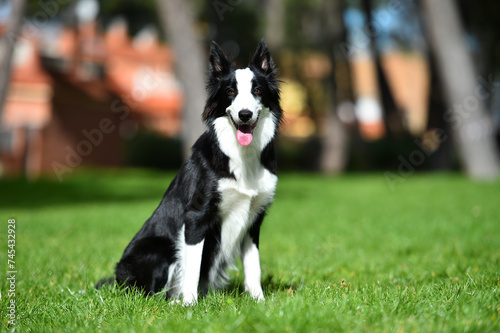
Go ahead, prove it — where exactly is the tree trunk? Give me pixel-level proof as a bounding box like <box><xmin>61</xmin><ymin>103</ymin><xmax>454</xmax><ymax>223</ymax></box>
<box><xmin>361</xmin><ymin>0</ymin><xmax>404</xmax><ymax>137</ymax></box>
<box><xmin>263</xmin><ymin>0</ymin><xmax>285</xmax><ymax>52</ymax></box>
<box><xmin>318</xmin><ymin>0</ymin><xmax>350</xmax><ymax>174</ymax></box>
<box><xmin>422</xmin><ymin>0</ymin><xmax>500</xmax><ymax>179</ymax></box>
<box><xmin>0</xmin><ymin>0</ymin><xmax>28</xmax><ymax>127</ymax></box>
<box><xmin>154</xmin><ymin>0</ymin><xmax>206</xmax><ymax>159</ymax></box>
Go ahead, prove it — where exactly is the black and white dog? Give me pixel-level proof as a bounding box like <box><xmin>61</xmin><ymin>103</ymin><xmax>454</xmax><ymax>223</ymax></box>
<box><xmin>97</xmin><ymin>40</ymin><xmax>282</xmax><ymax>305</ymax></box>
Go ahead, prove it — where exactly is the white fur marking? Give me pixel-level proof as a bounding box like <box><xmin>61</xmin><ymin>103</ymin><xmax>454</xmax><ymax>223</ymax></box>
<box><xmin>181</xmin><ymin>238</ymin><xmax>204</xmax><ymax>306</ymax></box>
<box><xmin>163</xmin><ymin>225</ymin><xmax>185</xmax><ymax>299</ymax></box>
<box><xmin>226</xmin><ymin>69</ymin><xmax>260</xmax><ymax>125</ymax></box>
<box><xmin>241</xmin><ymin>237</ymin><xmax>264</xmax><ymax>300</ymax></box>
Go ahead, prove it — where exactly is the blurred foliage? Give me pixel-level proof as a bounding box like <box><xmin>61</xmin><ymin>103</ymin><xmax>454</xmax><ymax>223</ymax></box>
<box><xmin>98</xmin><ymin>0</ymin><xmax>159</xmax><ymax>37</ymax></box>
<box><xmin>19</xmin><ymin>0</ymin><xmax>500</xmax><ymax>172</ymax></box>
<box><xmin>284</xmin><ymin>0</ymin><xmax>321</xmax><ymax>49</ymax></box>
<box><xmin>23</xmin><ymin>0</ymin><xmax>500</xmax><ymax>72</ymax></box>
<box><xmin>457</xmin><ymin>0</ymin><xmax>500</xmax><ymax>74</ymax></box>
<box><xmin>25</xmin><ymin>0</ymin><xmax>72</xmax><ymax>17</ymax></box>
<box><xmin>25</xmin><ymin>0</ymin><xmax>161</xmax><ymax>37</ymax></box>
<box><xmin>125</xmin><ymin>132</ymin><xmax>183</xmax><ymax>170</ymax></box>
<box><xmin>200</xmin><ymin>1</ymin><xmax>260</xmax><ymax>66</ymax></box>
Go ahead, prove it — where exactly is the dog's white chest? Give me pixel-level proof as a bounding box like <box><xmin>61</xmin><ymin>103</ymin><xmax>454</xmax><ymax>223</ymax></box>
<box><xmin>218</xmin><ymin>168</ymin><xmax>277</xmax><ymax>220</ymax></box>
<box><xmin>215</xmin><ymin>164</ymin><xmax>277</xmax><ymax>270</ymax></box>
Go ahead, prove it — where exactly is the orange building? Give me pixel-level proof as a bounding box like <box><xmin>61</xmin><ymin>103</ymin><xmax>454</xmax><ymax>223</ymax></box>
<box><xmin>0</xmin><ymin>19</ymin><xmax>183</xmax><ymax>179</ymax></box>
<box><xmin>350</xmin><ymin>52</ymin><xmax>430</xmax><ymax>139</ymax></box>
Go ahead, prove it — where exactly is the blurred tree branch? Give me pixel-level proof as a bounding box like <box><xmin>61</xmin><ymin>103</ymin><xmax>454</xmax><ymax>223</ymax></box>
<box><xmin>422</xmin><ymin>0</ymin><xmax>500</xmax><ymax>179</ymax></box>
<box><xmin>0</xmin><ymin>0</ymin><xmax>28</xmax><ymax>128</ymax></box>
<box><xmin>154</xmin><ymin>0</ymin><xmax>206</xmax><ymax>159</ymax></box>
<box><xmin>361</xmin><ymin>0</ymin><xmax>404</xmax><ymax>137</ymax></box>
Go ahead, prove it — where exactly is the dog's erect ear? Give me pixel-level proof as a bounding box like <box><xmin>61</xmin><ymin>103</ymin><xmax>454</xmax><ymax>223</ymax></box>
<box><xmin>209</xmin><ymin>41</ymin><xmax>231</xmax><ymax>78</ymax></box>
<box><xmin>251</xmin><ymin>39</ymin><xmax>275</xmax><ymax>75</ymax></box>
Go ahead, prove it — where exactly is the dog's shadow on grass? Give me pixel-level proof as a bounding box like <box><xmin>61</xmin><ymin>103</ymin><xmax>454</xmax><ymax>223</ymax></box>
<box><xmin>225</xmin><ymin>273</ymin><xmax>299</xmax><ymax>297</ymax></box>
<box><xmin>98</xmin><ymin>273</ymin><xmax>300</xmax><ymax>303</ymax></box>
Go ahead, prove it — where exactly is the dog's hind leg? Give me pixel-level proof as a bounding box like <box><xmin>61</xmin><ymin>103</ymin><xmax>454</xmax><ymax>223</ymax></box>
<box><xmin>95</xmin><ymin>276</ymin><xmax>115</xmax><ymax>289</ymax></box>
<box><xmin>115</xmin><ymin>236</ymin><xmax>175</xmax><ymax>296</ymax></box>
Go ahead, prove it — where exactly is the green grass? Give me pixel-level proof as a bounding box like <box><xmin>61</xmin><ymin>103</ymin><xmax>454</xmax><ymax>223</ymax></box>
<box><xmin>1</xmin><ymin>169</ymin><xmax>499</xmax><ymax>332</ymax></box>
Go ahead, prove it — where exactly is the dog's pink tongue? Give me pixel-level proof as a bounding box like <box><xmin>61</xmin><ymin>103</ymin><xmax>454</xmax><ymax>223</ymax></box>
<box><xmin>237</xmin><ymin>129</ymin><xmax>253</xmax><ymax>146</ymax></box>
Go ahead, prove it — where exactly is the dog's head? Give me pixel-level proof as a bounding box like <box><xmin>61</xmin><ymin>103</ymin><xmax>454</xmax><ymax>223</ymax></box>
<box><xmin>203</xmin><ymin>39</ymin><xmax>282</xmax><ymax>147</ymax></box>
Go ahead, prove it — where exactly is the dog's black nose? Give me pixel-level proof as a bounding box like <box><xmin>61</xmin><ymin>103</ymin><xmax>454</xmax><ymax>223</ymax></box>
<box><xmin>238</xmin><ymin>110</ymin><xmax>253</xmax><ymax>123</ymax></box>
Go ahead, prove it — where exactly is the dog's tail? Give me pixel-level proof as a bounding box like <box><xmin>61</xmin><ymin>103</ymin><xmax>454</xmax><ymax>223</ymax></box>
<box><xmin>95</xmin><ymin>276</ymin><xmax>115</xmax><ymax>289</ymax></box>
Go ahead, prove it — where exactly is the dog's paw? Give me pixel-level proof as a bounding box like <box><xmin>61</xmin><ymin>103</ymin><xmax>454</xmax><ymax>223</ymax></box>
<box><xmin>248</xmin><ymin>289</ymin><xmax>265</xmax><ymax>302</ymax></box>
<box><xmin>169</xmin><ymin>299</ymin><xmax>181</xmax><ymax>306</ymax></box>
<box><xmin>182</xmin><ymin>294</ymin><xmax>198</xmax><ymax>306</ymax></box>
<box><xmin>245</xmin><ymin>283</ymin><xmax>265</xmax><ymax>302</ymax></box>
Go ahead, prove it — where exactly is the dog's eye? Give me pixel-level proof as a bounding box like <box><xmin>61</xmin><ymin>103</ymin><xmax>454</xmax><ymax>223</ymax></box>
<box><xmin>253</xmin><ymin>87</ymin><xmax>262</xmax><ymax>95</ymax></box>
<box><xmin>227</xmin><ymin>88</ymin><xmax>235</xmax><ymax>96</ymax></box>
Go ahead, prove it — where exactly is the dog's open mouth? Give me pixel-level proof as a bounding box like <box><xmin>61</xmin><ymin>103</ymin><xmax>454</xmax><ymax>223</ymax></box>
<box><xmin>231</xmin><ymin>116</ymin><xmax>259</xmax><ymax>146</ymax></box>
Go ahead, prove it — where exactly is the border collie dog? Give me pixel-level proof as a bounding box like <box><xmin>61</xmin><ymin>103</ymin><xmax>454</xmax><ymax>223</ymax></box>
<box><xmin>97</xmin><ymin>40</ymin><xmax>282</xmax><ymax>305</ymax></box>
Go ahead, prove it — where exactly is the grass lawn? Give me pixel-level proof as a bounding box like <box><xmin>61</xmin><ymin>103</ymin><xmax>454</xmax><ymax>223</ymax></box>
<box><xmin>1</xmin><ymin>169</ymin><xmax>499</xmax><ymax>332</ymax></box>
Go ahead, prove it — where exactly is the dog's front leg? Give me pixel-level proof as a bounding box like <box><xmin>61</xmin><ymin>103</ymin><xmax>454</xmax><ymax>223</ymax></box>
<box><xmin>181</xmin><ymin>238</ymin><xmax>205</xmax><ymax>306</ymax></box>
<box><xmin>241</xmin><ymin>235</ymin><xmax>265</xmax><ymax>301</ymax></box>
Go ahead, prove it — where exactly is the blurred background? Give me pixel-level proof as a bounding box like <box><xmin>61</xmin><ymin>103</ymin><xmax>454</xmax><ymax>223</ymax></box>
<box><xmin>0</xmin><ymin>0</ymin><xmax>499</xmax><ymax>181</ymax></box>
